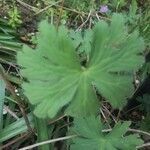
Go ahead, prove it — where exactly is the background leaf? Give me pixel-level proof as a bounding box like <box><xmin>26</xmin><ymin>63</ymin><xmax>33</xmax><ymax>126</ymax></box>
<box><xmin>69</xmin><ymin>116</ymin><xmax>143</xmax><ymax>150</ymax></box>
<box><xmin>0</xmin><ymin>114</ymin><xmax>33</xmax><ymax>143</ymax></box>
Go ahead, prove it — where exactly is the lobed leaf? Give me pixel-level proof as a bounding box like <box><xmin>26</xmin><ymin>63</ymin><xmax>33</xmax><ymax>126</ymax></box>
<box><xmin>18</xmin><ymin>14</ymin><xmax>144</xmax><ymax>118</ymax></box>
<box><xmin>69</xmin><ymin>116</ymin><xmax>143</xmax><ymax>150</ymax></box>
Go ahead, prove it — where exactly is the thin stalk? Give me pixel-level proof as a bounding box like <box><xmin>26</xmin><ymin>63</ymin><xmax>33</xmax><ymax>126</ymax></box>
<box><xmin>34</xmin><ymin>117</ymin><xmax>50</xmax><ymax>150</ymax></box>
<box><xmin>0</xmin><ymin>79</ymin><xmax>5</xmax><ymax>148</ymax></box>
<box><xmin>19</xmin><ymin>135</ymin><xmax>76</xmax><ymax>150</ymax></box>
<box><xmin>0</xmin><ymin>80</ymin><xmax>5</xmax><ymax>131</ymax></box>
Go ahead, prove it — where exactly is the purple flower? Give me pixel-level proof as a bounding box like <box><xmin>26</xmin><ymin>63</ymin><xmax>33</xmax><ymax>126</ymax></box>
<box><xmin>99</xmin><ymin>5</ymin><xmax>109</xmax><ymax>13</ymax></box>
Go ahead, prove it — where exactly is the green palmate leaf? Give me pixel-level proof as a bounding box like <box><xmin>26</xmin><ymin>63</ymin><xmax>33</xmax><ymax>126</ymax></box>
<box><xmin>70</xmin><ymin>116</ymin><xmax>143</xmax><ymax>150</ymax></box>
<box><xmin>18</xmin><ymin>13</ymin><xmax>144</xmax><ymax>118</ymax></box>
<box><xmin>70</xmin><ymin>29</ymin><xmax>92</xmax><ymax>54</ymax></box>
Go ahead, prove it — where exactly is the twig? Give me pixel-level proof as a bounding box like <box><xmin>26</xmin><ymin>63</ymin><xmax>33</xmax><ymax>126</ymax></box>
<box><xmin>100</xmin><ymin>108</ymin><xmax>112</xmax><ymax>129</ymax></box>
<box><xmin>136</xmin><ymin>142</ymin><xmax>150</xmax><ymax>149</ymax></box>
<box><xmin>19</xmin><ymin>135</ymin><xmax>77</xmax><ymax>150</ymax></box>
<box><xmin>102</xmin><ymin>127</ymin><xmax>150</xmax><ymax>137</ymax></box>
<box><xmin>95</xmin><ymin>13</ymin><xmax>100</xmax><ymax>20</ymax></box>
<box><xmin>15</xmin><ymin>0</ymin><xmax>39</xmax><ymax>12</ymax></box>
<box><xmin>76</xmin><ymin>10</ymin><xmax>92</xmax><ymax>31</ymax></box>
<box><xmin>56</xmin><ymin>5</ymin><xmax>110</xmax><ymax>20</ymax></box>
<box><xmin>123</xmin><ymin>104</ymin><xmax>141</xmax><ymax>114</ymax></box>
<box><xmin>128</xmin><ymin>128</ymin><xmax>150</xmax><ymax>137</ymax></box>
<box><xmin>89</xmin><ymin>17</ymin><xmax>92</xmax><ymax>28</ymax></box>
<box><xmin>56</xmin><ymin>5</ymin><xmax>86</xmax><ymax>16</ymax></box>
<box><xmin>1</xmin><ymin>132</ymin><xmax>33</xmax><ymax>149</ymax></box>
<box><xmin>102</xmin><ymin>128</ymin><xmax>112</xmax><ymax>132</ymax></box>
<box><xmin>59</xmin><ymin>122</ymin><xmax>72</xmax><ymax>130</ymax></box>
<box><xmin>35</xmin><ymin>0</ymin><xmax>62</xmax><ymax>15</ymax></box>
<box><xmin>102</xmin><ymin>105</ymin><xmax>117</xmax><ymax>123</ymax></box>
<box><xmin>48</xmin><ymin>114</ymin><xmax>66</xmax><ymax>124</ymax></box>
<box><xmin>3</xmin><ymin>105</ymin><xmax>19</xmax><ymax>120</ymax></box>
<box><xmin>94</xmin><ymin>12</ymin><xmax>111</xmax><ymax>20</ymax></box>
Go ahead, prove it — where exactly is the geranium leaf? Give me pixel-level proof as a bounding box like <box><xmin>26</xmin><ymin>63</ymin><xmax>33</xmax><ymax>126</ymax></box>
<box><xmin>18</xmin><ymin>14</ymin><xmax>144</xmax><ymax>118</ymax></box>
<box><xmin>70</xmin><ymin>29</ymin><xmax>92</xmax><ymax>54</ymax></box>
<box><xmin>87</xmin><ymin>14</ymin><xmax>144</xmax><ymax>108</ymax></box>
<box><xmin>69</xmin><ymin>116</ymin><xmax>143</xmax><ymax>150</ymax></box>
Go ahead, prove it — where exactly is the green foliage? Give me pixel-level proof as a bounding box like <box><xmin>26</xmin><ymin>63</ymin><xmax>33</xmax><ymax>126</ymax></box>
<box><xmin>0</xmin><ymin>19</ymin><xmax>22</xmax><ymax>65</ymax></box>
<box><xmin>8</xmin><ymin>6</ymin><xmax>22</xmax><ymax>28</ymax></box>
<box><xmin>137</xmin><ymin>94</ymin><xmax>150</xmax><ymax>132</ymax></box>
<box><xmin>0</xmin><ymin>1</ymin><xmax>148</xmax><ymax>149</ymax></box>
<box><xmin>138</xmin><ymin>94</ymin><xmax>150</xmax><ymax>113</ymax></box>
<box><xmin>70</xmin><ymin>29</ymin><xmax>93</xmax><ymax>55</ymax></box>
<box><xmin>18</xmin><ymin>13</ymin><xmax>144</xmax><ymax>118</ymax></box>
<box><xmin>140</xmin><ymin>62</ymin><xmax>150</xmax><ymax>80</ymax></box>
<box><xmin>140</xmin><ymin>115</ymin><xmax>150</xmax><ymax>132</ymax></box>
<box><xmin>34</xmin><ymin>117</ymin><xmax>52</xmax><ymax>150</ymax></box>
<box><xmin>0</xmin><ymin>114</ymin><xmax>33</xmax><ymax>143</ymax></box>
<box><xmin>0</xmin><ymin>79</ymin><xmax>5</xmax><ymax>133</ymax></box>
<box><xmin>139</xmin><ymin>12</ymin><xmax>150</xmax><ymax>45</ymax></box>
<box><xmin>110</xmin><ymin>0</ymin><xmax>126</xmax><ymax>10</ymax></box>
<box><xmin>69</xmin><ymin>116</ymin><xmax>143</xmax><ymax>150</ymax></box>
<box><xmin>0</xmin><ymin>19</ymin><xmax>22</xmax><ymax>85</ymax></box>
<box><xmin>65</xmin><ymin>0</ymin><xmax>96</xmax><ymax>11</ymax></box>
<box><xmin>126</xmin><ymin>0</ymin><xmax>150</xmax><ymax>46</ymax></box>
<box><xmin>128</xmin><ymin>0</ymin><xmax>139</xmax><ymax>23</ymax></box>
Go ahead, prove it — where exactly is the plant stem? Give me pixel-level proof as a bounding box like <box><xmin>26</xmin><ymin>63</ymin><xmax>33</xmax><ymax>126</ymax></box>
<box><xmin>34</xmin><ymin>117</ymin><xmax>50</xmax><ymax>150</ymax></box>
<box><xmin>0</xmin><ymin>80</ymin><xmax>5</xmax><ymax>132</ymax></box>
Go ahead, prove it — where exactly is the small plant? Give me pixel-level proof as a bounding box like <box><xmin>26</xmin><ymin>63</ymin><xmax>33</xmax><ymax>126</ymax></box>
<box><xmin>0</xmin><ymin>0</ymin><xmax>149</xmax><ymax>149</ymax></box>
<box><xmin>8</xmin><ymin>6</ymin><xmax>22</xmax><ymax>28</ymax></box>
<box><xmin>17</xmin><ymin>13</ymin><xmax>145</xmax><ymax>149</ymax></box>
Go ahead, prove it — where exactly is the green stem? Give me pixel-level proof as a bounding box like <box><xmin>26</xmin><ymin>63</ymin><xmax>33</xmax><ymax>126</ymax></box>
<box><xmin>0</xmin><ymin>80</ymin><xmax>5</xmax><ymax>132</ymax></box>
<box><xmin>0</xmin><ymin>80</ymin><xmax>5</xmax><ymax>149</ymax></box>
<box><xmin>34</xmin><ymin>117</ymin><xmax>50</xmax><ymax>150</ymax></box>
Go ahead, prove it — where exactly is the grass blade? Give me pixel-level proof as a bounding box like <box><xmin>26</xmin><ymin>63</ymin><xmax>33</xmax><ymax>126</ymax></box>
<box><xmin>0</xmin><ymin>79</ymin><xmax>5</xmax><ymax>132</ymax></box>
